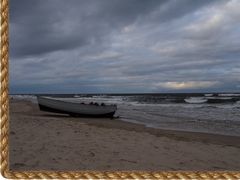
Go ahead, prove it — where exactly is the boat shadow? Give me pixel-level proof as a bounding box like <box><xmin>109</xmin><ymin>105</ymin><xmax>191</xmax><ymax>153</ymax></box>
<box><xmin>41</xmin><ymin>114</ymin><xmax>69</xmax><ymax>118</ymax></box>
<box><xmin>40</xmin><ymin>113</ymin><xmax>120</xmax><ymax>120</ymax></box>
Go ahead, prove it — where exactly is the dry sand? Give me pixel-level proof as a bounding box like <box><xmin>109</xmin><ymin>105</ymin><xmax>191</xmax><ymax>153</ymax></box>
<box><xmin>9</xmin><ymin>99</ymin><xmax>240</xmax><ymax>171</ymax></box>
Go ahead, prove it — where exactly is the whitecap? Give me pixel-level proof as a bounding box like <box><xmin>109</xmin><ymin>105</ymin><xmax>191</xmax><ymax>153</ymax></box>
<box><xmin>184</xmin><ymin>97</ymin><xmax>207</xmax><ymax>104</ymax></box>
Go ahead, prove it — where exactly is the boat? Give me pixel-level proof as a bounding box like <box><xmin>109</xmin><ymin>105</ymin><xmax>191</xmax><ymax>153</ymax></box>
<box><xmin>37</xmin><ymin>96</ymin><xmax>117</xmax><ymax>117</ymax></box>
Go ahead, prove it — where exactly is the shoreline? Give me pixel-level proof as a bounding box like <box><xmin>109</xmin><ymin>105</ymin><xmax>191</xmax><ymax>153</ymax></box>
<box><xmin>9</xmin><ymin>99</ymin><xmax>240</xmax><ymax>170</ymax></box>
<box><xmin>83</xmin><ymin>118</ymin><xmax>240</xmax><ymax>148</ymax></box>
<box><xmin>13</xmin><ymin>99</ymin><xmax>240</xmax><ymax>147</ymax></box>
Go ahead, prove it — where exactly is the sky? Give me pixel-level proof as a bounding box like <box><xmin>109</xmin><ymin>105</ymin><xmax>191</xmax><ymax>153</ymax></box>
<box><xmin>9</xmin><ymin>0</ymin><xmax>240</xmax><ymax>94</ymax></box>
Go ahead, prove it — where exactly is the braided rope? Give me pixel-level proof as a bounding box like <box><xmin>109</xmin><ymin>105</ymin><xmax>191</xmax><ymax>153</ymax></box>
<box><xmin>1</xmin><ymin>0</ymin><xmax>240</xmax><ymax>178</ymax></box>
<box><xmin>2</xmin><ymin>171</ymin><xmax>240</xmax><ymax>179</ymax></box>
<box><xmin>1</xmin><ymin>0</ymin><xmax>10</xmax><ymax>178</ymax></box>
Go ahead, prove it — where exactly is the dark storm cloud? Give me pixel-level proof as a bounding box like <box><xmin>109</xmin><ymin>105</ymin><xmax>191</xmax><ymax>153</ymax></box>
<box><xmin>9</xmin><ymin>0</ymin><xmax>240</xmax><ymax>93</ymax></box>
<box><xmin>10</xmin><ymin>0</ymin><xmax>219</xmax><ymax>57</ymax></box>
<box><xmin>10</xmin><ymin>0</ymin><xmax>162</xmax><ymax>57</ymax></box>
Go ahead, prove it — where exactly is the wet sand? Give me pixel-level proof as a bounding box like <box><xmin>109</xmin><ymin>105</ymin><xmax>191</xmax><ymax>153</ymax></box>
<box><xmin>9</xmin><ymin>99</ymin><xmax>240</xmax><ymax>170</ymax></box>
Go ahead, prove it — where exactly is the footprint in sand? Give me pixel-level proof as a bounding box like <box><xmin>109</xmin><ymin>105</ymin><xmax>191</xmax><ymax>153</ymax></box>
<box><xmin>89</xmin><ymin>152</ymin><xmax>95</xmax><ymax>157</ymax></box>
<box><xmin>14</xmin><ymin>163</ymin><xmax>26</xmax><ymax>168</ymax></box>
<box><xmin>10</xmin><ymin>131</ymin><xmax>16</xmax><ymax>135</ymax></box>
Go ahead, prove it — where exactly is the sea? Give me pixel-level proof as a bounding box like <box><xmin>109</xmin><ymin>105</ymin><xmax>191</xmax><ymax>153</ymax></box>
<box><xmin>10</xmin><ymin>93</ymin><xmax>240</xmax><ymax>137</ymax></box>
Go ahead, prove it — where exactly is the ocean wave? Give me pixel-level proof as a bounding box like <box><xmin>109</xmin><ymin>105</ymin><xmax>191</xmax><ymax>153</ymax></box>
<box><xmin>206</xmin><ymin>97</ymin><xmax>237</xmax><ymax>104</ymax></box>
<box><xmin>218</xmin><ymin>93</ymin><xmax>240</xmax><ymax>97</ymax></box>
<box><xmin>204</xmin><ymin>93</ymin><xmax>213</xmax><ymax>97</ymax></box>
<box><xmin>10</xmin><ymin>95</ymin><xmax>37</xmax><ymax>103</ymax></box>
<box><xmin>184</xmin><ymin>97</ymin><xmax>207</xmax><ymax>104</ymax></box>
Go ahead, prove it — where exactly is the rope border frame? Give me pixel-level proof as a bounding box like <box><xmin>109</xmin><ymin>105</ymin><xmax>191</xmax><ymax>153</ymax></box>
<box><xmin>1</xmin><ymin>0</ymin><xmax>240</xmax><ymax>178</ymax></box>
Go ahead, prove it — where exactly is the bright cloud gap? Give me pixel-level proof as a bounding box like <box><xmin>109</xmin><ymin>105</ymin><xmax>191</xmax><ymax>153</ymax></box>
<box><xmin>155</xmin><ymin>81</ymin><xmax>220</xmax><ymax>90</ymax></box>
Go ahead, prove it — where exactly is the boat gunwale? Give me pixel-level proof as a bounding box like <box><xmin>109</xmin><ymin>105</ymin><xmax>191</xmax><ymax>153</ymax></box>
<box><xmin>37</xmin><ymin>96</ymin><xmax>117</xmax><ymax>108</ymax></box>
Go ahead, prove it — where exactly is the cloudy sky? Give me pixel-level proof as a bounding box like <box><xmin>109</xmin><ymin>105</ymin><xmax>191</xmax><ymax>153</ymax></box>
<box><xmin>10</xmin><ymin>0</ymin><xmax>240</xmax><ymax>94</ymax></box>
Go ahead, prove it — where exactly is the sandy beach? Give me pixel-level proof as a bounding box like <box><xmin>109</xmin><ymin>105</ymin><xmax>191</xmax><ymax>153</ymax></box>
<box><xmin>9</xmin><ymin>99</ymin><xmax>240</xmax><ymax>171</ymax></box>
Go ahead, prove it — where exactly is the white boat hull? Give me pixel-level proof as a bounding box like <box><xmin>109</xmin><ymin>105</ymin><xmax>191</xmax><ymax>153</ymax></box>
<box><xmin>37</xmin><ymin>96</ymin><xmax>117</xmax><ymax>117</ymax></box>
